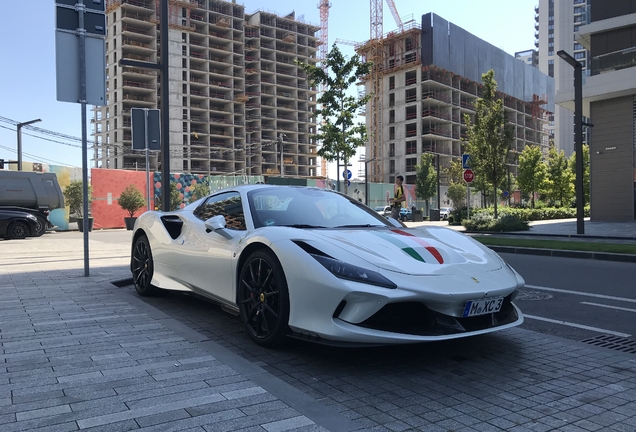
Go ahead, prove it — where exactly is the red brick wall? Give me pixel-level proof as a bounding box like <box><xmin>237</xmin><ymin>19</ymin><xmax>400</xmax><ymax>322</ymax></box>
<box><xmin>91</xmin><ymin>168</ymin><xmax>153</xmax><ymax>229</ymax></box>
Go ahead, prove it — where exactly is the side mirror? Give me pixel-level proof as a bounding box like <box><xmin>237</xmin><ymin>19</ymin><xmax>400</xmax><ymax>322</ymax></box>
<box><xmin>204</xmin><ymin>215</ymin><xmax>234</xmax><ymax>239</ymax></box>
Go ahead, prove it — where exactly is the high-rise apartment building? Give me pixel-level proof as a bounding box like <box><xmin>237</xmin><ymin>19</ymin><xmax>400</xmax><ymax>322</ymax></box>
<box><xmin>556</xmin><ymin>0</ymin><xmax>636</xmax><ymax>220</ymax></box>
<box><xmin>536</xmin><ymin>0</ymin><xmax>591</xmax><ymax>155</ymax></box>
<box><xmin>94</xmin><ymin>0</ymin><xmax>320</xmax><ymax>178</ymax></box>
<box><xmin>358</xmin><ymin>14</ymin><xmax>554</xmax><ymax>196</ymax></box>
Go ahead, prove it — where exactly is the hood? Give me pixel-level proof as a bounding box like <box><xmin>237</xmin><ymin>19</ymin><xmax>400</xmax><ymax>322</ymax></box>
<box><xmin>302</xmin><ymin>226</ymin><xmax>502</xmax><ymax>275</ymax></box>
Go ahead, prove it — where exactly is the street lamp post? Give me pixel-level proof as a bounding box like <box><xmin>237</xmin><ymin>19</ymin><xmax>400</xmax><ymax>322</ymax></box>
<box><xmin>557</xmin><ymin>49</ymin><xmax>585</xmax><ymax>234</ymax></box>
<box><xmin>363</xmin><ymin>157</ymin><xmax>375</xmax><ymax>206</ymax></box>
<box><xmin>16</xmin><ymin>118</ymin><xmax>42</xmax><ymax>171</ymax></box>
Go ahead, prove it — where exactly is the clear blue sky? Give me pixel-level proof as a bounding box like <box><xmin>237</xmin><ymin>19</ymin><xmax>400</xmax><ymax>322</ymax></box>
<box><xmin>0</xmin><ymin>0</ymin><xmax>538</xmax><ymax>175</ymax></box>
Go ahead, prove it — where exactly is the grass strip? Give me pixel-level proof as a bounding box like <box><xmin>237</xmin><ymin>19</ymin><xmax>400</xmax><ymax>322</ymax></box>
<box><xmin>473</xmin><ymin>236</ymin><xmax>636</xmax><ymax>255</ymax></box>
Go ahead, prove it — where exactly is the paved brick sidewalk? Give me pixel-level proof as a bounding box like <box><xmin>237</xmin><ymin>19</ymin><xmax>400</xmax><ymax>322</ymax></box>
<box><xmin>1</xmin><ymin>230</ymin><xmax>635</xmax><ymax>431</ymax></box>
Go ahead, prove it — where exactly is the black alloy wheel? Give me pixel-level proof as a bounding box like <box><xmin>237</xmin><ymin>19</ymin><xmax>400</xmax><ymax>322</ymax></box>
<box><xmin>34</xmin><ymin>217</ymin><xmax>47</xmax><ymax>237</ymax></box>
<box><xmin>238</xmin><ymin>250</ymin><xmax>290</xmax><ymax>347</ymax></box>
<box><xmin>132</xmin><ymin>235</ymin><xmax>158</xmax><ymax>296</ymax></box>
<box><xmin>8</xmin><ymin>222</ymin><xmax>29</xmax><ymax>240</ymax></box>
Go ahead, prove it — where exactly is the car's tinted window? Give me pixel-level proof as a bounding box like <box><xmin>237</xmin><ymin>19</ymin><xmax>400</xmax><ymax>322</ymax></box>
<box><xmin>249</xmin><ymin>187</ymin><xmax>388</xmax><ymax>229</ymax></box>
<box><xmin>194</xmin><ymin>192</ymin><xmax>246</xmax><ymax>230</ymax></box>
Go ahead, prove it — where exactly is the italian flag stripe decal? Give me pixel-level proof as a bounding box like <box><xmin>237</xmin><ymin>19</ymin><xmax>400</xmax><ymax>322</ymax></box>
<box><xmin>391</xmin><ymin>229</ymin><xmax>445</xmax><ymax>264</ymax></box>
<box><xmin>371</xmin><ymin>231</ymin><xmax>427</xmax><ymax>262</ymax></box>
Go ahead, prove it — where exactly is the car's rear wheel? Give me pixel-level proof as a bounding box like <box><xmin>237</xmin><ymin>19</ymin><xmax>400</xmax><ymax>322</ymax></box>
<box><xmin>132</xmin><ymin>235</ymin><xmax>158</xmax><ymax>296</ymax></box>
<box><xmin>7</xmin><ymin>222</ymin><xmax>29</xmax><ymax>240</ymax></box>
<box><xmin>238</xmin><ymin>250</ymin><xmax>290</xmax><ymax>347</ymax></box>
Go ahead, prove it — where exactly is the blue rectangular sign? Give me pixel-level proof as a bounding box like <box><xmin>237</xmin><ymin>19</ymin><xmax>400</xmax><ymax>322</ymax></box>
<box><xmin>462</xmin><ymin>154</ymin><xmax>471</xmax><ymax>169</ymax></box>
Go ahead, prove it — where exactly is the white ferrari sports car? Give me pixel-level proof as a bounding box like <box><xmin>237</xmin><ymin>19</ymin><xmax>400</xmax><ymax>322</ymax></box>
<box><xmin>130</xmin><ymin>185</ymin><xmax>524</xmax><ymax>347</ymax></box>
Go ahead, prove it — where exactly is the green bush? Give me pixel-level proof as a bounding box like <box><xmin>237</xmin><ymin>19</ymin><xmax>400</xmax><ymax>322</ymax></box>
<box><xmin>63</xmin><ymin>180</ymin><xmax>93</xmax><ymax>218</ymax></box>
<box><xmin>462</xmin><ymin>213</ymin><xmax>529</xmax><ymax>232</ymax></box>
<box><xmin>471</xmin><ymin>205</ymin><xmax>590</xmax><ymax>221</ymax></box>
<box><xmin>118</xmin><ymin>184</ymin><xmax>146</xmax><ymax>218</ymax></box>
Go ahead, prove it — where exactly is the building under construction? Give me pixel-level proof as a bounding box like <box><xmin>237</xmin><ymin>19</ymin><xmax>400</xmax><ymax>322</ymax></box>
<box><xmin>94</xmin><ymin>0</ymin><xmax>320</xmax><ymax>177</ymax></box>
<box><xmin>356</xmin><ymin>13</ymin><xmax>555</xmax><ymax>189</ymax></box>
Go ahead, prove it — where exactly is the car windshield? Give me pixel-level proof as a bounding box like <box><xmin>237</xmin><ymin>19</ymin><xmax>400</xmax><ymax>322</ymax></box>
<box><xmin>248</xmin><ymin>187</ymin><xmax>390</xmax><ymax>229</ymax></box>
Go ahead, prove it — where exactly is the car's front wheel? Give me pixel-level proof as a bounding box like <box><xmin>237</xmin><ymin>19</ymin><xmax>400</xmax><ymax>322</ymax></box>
<box><xmin>33</xmin><ymin>216</ymin><xmax>47</xmax><ymax>236</ymax></box>
<box><xmin>238</xmin><ymin>250</ymin><xmax>290</xmax><ymax>347</ymax></box>
<box><xmin>7</xmin><ymin>222</ymin><xmax>29</xmax><ymax>239</ymax></box>
<box><xmin>131</xmin><ymin>234</ymin><xmax>158</xmax><ymax>296</ymax></box>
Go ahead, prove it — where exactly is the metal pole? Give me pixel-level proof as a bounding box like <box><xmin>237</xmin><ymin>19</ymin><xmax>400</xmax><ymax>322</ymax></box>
<box><xmin>436</xmin><ymin>154</ymin><xmax>440</xmax><ymax>209</ymax></box>
<box><xmin>79</xmin><ymin>0</ymin><xmax>90</xmax><ymax>277</ymax></box>
<box><xmin>279</xmin><ymin>133</ymin><xmax>284</xmax><ymax>177</ymax></box>
<box><xmin>574</xmin><ymin>64</ymin><xmax>584</xmax><ymax>234</ymax></box>
<box><xmin>144</xmin><ymin>109</ymin><xmax>151</xmax><ymax>211</ymax></box>
<box><xmin>16</xmin><ymin>119</ymin><xmax>41</xmax><ymax>171</ymax></box>
<box><xmin>160</xmin><ymin>0</ymin><xmax>170</xmax><ymax>212</ymax></box>
<box><xmin>336</xmin><ymin>155</ymin><xmax>340</xmax><ymax>192</ymax></box>
<box><xmin>17</xmin><ymin>125</ymin><xmax>23</xmax><ymax>171</ymax></box>
<box><xmin>467</xmin><ymin>186</ymin><xmax>470</xmax><ymax>220</ymax></box>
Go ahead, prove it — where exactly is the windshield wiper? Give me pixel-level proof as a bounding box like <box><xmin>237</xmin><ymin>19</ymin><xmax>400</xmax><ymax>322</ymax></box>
<box><xmin>335</xmin><ymin>224</ymin><xmax>384</xmax><ymax>228</ymax></box>
<box><xmin>279</xmin><ymin>224</ymin><xmax>326</xmax><ymax>229</ymax></box>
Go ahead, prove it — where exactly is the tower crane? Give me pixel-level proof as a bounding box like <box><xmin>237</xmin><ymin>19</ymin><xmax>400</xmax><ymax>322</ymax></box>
<box><xmin>368</xmin><ymin>0</ymin><xmax>402</xmax><ymax>183</ymax></box>
<box><xmin>318</xmin><ymin>0</ymin><xmax>331</xmax><ymax>178</ymax></box>
<box><xmin>323</xmin><ymin>0</ymin><xmax>403</xmax><ymax>182</ymax></box>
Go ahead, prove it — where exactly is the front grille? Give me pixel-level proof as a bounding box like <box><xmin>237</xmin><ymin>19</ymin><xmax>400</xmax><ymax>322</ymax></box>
<box><xmin>358</xmin><ymin>302</ymin><xmax>436</xmax><ymax>335</ymax></box>
<box><xmin>355</xmin><ymin>296</ymin><xmax>518</xmax><ymax>336</ymax></box>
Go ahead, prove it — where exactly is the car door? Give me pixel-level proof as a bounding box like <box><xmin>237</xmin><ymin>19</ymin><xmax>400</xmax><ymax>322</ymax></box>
<box><xmin>178</xmin><ymin>192</ymin><xmax>247</xmax><ymax>304</ymax></box>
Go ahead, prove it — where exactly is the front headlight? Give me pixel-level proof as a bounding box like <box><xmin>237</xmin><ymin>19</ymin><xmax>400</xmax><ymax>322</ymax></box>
<box><xmin>311</xmin><ymin>254</ymin><xmax>397</xmax><ymax>289</ymax></box>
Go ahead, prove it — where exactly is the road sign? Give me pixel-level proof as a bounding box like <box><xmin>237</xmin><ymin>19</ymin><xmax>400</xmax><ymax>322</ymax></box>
<box><xmin>55</xmin><ymin>0</ymin><xmax>106</xmax><ymax>106</ymax></box>
<box><xmin>131</xmin><ymin>108</ymin><xmax>161</xmax><ymax>150</ymax></box>
<box><xmin>346</xmin><ymin>180</ymin><xmax>351</xmax><ymax>187</ymax></box>
<box><xmin>462</xmin><ymin>154</ymin><xmax>471</xmax><ymax>170</ymax></box>
<box><xmin>463</xmin><ymin>169</ymin><xmax>474</xmax><ymax>183</ymax></box>
<box><xmin>342</xmin><ymin>169</ymin><xmax>352</xmax><ymax>179</ymax></box>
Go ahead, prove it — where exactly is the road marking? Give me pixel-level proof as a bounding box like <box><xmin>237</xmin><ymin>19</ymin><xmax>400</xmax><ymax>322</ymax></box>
<box><xmin>524</xmin><ymin>284</ymin><xmax>636</xmax><ymax>304</ymax></box>
<box><xmin>523</xmin><ymin>314</ymin><xmax>631</xmax><ymax>338</ymax></box>
<box><xmin>581</xmin><ymin>302</ymin><xmax>636</xmax><ymax>314</ymax></box>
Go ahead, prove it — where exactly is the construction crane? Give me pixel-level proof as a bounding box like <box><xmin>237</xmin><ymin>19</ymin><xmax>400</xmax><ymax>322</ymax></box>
<box><xmin>324</xmin><ymin>1</ymin><xmax>402</xmax><ymax>182</ymax></box>
<box><xmin>367</xmin><ymin>0</ymin><xmax>402</xmax><ymax>182</ymax></box>
<box><xmin>318</xmin><ymin>0</ymin><xmax>331</xmax><ymax>178</ymax></box>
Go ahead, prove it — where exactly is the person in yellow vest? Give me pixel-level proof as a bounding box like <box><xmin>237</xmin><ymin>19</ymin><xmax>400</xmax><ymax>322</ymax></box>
<box><xmin>389</xmin><ymin>175</ymin><xmax>405</xmax><ymax>220</ymax></box>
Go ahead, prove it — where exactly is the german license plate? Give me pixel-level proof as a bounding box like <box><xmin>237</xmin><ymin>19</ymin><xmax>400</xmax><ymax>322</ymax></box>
<box><xmin>462</xmin><ymin>297</ymin><xmax>504</xmax><ymax>317</ymax></box>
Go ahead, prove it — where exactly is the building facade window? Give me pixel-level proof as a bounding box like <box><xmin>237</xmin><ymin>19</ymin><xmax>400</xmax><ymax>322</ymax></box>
<box><xmin>406</xmin><ymin>157</ymin><xmax>417</xmax><ymax>172</ymax></box>
<box><xmin>405</xmin><ymin>140</ymin><xmax>417</xmax><ymax>155</ymax></box>
<box><xmin>389</xmin><ymin>76</ymin><xmax>395</xmax><ymax>90</ymax></box>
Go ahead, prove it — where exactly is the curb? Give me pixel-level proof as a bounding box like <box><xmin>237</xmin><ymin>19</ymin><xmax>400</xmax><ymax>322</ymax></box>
<box><xmin>488</xmin><ymin>245</ymin><xmax>636</xmax><ymax>263</ymax></box>
<box><xmin>464</xmin><ymin>229</ymin><xmax>636</xmax><ymax>242</ymax></box>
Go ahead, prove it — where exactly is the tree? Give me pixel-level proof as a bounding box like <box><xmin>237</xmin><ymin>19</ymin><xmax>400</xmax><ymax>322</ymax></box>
<box><xmin>159</xmin><ymin>182</ymin><xmax>183</xmax><ymax>211</ymax></box>
<box><xmin>517</xmin><ymin>145</ymin><xmax>548</xmax><ymax>208</ymax></box>
<box><xmin>189</xmin><ymin>181</ymin><xmax>210</xmax><ymax>203</ymax></box>
<box><xmin>118</xmin><ymin>184</ymin><xmax>146</xmax><ymax>218</ymax></box>
<box><xmin>445</xmin><ymin>159</ymin><xmax>465</xmax><ymax>184</ymax></box>
<box><xmin>63</xmin><ymin>180</ymin><xmax>93</xmax><ymax>218</ymax></box>
<box><xmin>446</xmin><ymin>183</ymin><xmax>466</xmax><ymax>208</ymax></box>
<box><xmin>568</xmin><ymin>144</ymin><xmax>590</xmax><ymax>205</ymax></box>
<box><xmin>464</xmin><ymin>70</ymin><xmax>514</xmax><ymax>218</ymax></box>
<box><xmin>545</xmin><ymin>146</ymin><xmax>574</xmax><ymax>207</ymax></box>
<box><xmin>415</xmin><ymin>153</ymin><xmax>438</xmax><ymax>208</ymax></box>
<box><xmin>296</xmin><ymin>44</ymin><xmax>371</xmax><ymax>194</ymax></box>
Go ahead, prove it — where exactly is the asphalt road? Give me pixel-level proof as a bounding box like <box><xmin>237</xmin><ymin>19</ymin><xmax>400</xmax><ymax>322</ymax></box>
<box><xmin>502</xmin><ymin>253</ymin><xmax>636</xmax><ymax>343</ymax></box>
